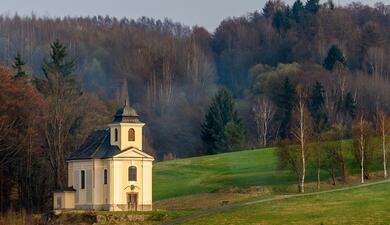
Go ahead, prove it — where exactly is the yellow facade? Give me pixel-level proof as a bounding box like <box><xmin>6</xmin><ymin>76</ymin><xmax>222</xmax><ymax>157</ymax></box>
<box><xmin>108</xmin><ymin>122</ymin><xmax>145</xmax><ymax>151</ymax></box>
<box><xmin>53</xmin><ymin>191</ymin><xmax>75</xmax><ymax>210</ymax></box>
<box><xmin>66</xmin><ymin>149</ymin><xmax>153</xmax><ymax>211</ymax></box>
<box><xmin>53</xmin><ymin>102</ymin><xmax>154</xmax><ymax>211</ymax></box>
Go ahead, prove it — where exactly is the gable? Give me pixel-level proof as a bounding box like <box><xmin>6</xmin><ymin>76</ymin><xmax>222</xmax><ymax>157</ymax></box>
<box><xmin>113</xmin><ymin>147</ymin><xmax>154</xmax><ymax>160</ymax></box>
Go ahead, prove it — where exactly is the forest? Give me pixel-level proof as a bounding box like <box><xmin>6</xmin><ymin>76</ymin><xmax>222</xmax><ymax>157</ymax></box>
<box><xmin>0</xmin><ymin>0</ymin><xmax>389</xmax><ymax>213</ymax></box>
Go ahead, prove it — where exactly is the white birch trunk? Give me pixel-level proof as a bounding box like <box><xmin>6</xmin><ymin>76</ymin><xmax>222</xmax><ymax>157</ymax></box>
<box><xmin>360</xmin><ymin>115</ymin><xmax>365</xmax><ymax>184</ymax></box>
<box><xmin>382</xmin><ymin>114</ymin><xmax>387</xmax><ymax>179</ymax></box>
<box><xmin>299</xmin><ymin>97</ymin><xmax>305</xmax><ymax>193</ymax></box>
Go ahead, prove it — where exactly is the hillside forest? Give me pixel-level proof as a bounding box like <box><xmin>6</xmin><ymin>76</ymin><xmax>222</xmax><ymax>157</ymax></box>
<box><xmin>0</xmin><ymin>0</ymin><xmax>390</xmax><ymax>213</ymax></box>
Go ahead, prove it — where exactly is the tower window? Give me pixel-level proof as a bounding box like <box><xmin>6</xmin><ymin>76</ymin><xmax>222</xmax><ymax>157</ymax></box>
<box><xmin>128</xmin><ymin>128</ymin><xmax>135</xmax><ymax>141</ymax></box>
<box><xmin>128</xmin><ymin>166</ymin><xmax>137</xmax><ymax>181</ymax></box>
<box><xmin>114</xmin><ymin>128</ymin><xmax>118</xmax><ymax>142</ymax></box>
<box><xmin>104</xmin><ymin>169</ymin><xmax>108</xmax><ymax>185</ymax></box>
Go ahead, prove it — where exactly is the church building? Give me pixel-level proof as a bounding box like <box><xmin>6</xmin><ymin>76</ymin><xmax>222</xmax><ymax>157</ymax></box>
<box><xmin>53</xmin><ymin>100</ymin><xmax>154</xmax><ymax>211</ymax></box>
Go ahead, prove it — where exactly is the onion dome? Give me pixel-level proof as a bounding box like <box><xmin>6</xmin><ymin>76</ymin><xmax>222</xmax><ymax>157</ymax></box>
<box><xmin>113</xmin><ymin>98</ymin><xmax>141</xmax><ymax>123</ymax></box>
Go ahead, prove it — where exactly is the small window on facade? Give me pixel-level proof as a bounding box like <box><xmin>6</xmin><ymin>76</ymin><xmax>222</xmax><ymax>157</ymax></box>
<box><xmin>128</xmin><ymin>128</ymin><xmax>135</xmax><ymax>141</ymax></box>
<box><xmin>114</xmin><ymin>128</ymin><xmax>118</xmax><ymax>142</ymax></box>
<box><xmin>128</xmin><ymin>166</ymin><xmax>137</xmax><ymax>181</ymax></box>
<box><xmin>81</xmin><ymin>170</ymin><xmax>85</xmax><ymax>189</ymax></box>
<box><xmin>104</xmin><ymin>169</ymin><xmax>108</xmax><ymax>185</ymax></box>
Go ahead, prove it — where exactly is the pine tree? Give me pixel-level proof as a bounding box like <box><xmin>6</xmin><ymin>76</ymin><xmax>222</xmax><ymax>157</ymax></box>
<box><xmin>41</xmin><ymin>40</ymin><xmax>79</xmax><ymax>189</ymax></box>
<box><xmin>309</xmin><ymin>81</ymin><xmax>328</xmax><ymax>133</ymax></box>
<box><xmin>292</xmin><ymin>0</ymin><xmax>304</xmax><ymax>23</ymax></box>
<box><xmin>305</xmin><ymin>0</ymin><xmax>321</xmax><ymax>14</ymax></box>
<box><xmin>12</xmin><ymin>52</ymin><xmax>26</xmax><ymax>78</ymax></box>
<box><xmin>43</xmin><ymin>41</ymin><xmax>75</xmax><ymax>75</ymax></box>
<box><xmin>272</xmin><ymin>10</ymin><xmax>291</xmax><ymax>33</ymax></box>
<box><xmin>201</xmin><ymin>88</ymin><xmax>245</xmax><ymax>154</ymax></box>
<box><xmin>275</xmin><ymin>77</ymin><xmax>296</xmax><ymax>139</ymax></box>
<box><xmin>323</xmin><ymin>45</ymin><xmax>347</xmax><ymax>71</ymax></box>
<box><xmin>224</xmin><ymin>121</ymin><xmax>246</xmax><ymax>152</ymax></box>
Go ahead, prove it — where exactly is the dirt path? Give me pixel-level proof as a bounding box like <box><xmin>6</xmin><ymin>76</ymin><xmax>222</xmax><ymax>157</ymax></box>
<box><xmin>160</xmin><ymin>179</ymin><xmax>390</xmax><ymax>225</ymax></box>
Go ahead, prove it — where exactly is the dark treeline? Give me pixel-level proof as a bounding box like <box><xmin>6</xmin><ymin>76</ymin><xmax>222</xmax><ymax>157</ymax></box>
<box><xmin>0</xmin><ymin>0</ymin><xmax>390</xmax><ymax>213</ymax></box>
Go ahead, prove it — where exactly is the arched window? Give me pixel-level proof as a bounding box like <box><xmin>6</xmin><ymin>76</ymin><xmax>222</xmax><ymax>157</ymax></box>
<box><xmin>128</xmin><ymin>166</ymin><xmax>137</xmax><ymax>181</ymax></box>
<box><xmin>114</xmin><ymin>128</ymin><xmax>118</xmax><ymax>142</ymax></box>
<box><xmin>128</xmin><ymin>128</ymin><xmax>135</xmax><ymax>141</ymax></box>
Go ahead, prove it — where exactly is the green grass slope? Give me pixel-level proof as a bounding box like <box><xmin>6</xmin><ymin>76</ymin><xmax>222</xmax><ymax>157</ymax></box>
<box><xmin>153</xmin><ymin>143</ymin><xmax>383</xmax><ymax>202</ymax></box>
<box><xmin>183</xmin><ymin>181</ymin><xmax>390</xmax><ymax>225</ymax></box>
<box><xmin>153</xmin><ymin>148</ymin><xmax>296</xmax><ymax>201</ymax></box>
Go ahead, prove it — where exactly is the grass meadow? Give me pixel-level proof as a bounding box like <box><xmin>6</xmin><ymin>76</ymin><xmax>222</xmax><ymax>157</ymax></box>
<box><xmin>182</xmin><ymin>182</ymin><xmax>390</xmax><ymax>225</ymax></box>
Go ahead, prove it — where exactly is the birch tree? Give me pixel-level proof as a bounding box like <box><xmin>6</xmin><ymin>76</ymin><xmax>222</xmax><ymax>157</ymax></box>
<box><xmin>252</xmin><ymin>96</ymin><xmax>276</xmax><ymax>147</ymax></box>
<box><xmin>358</xmin><ymin>113</ymin><xmax>366</xmax><ymax>184</ymax></box>
<box><xmin>352</xmin><ymin>112</ymin><xmax>375</xmax><ymax>183</ymax></box>
<box><xmin>291</xmin><ymin>84</ymin><xmax>312</xmax><ymax>193</ymax></box>
<box><xmin>376</xmin><ymin>109</ymin><xmax>390</xmax><ymax>178</ymax></box>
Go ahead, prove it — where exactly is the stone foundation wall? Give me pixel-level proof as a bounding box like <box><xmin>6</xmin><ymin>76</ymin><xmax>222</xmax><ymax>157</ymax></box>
<box><xmin>47</xmin><ymin>212</ymin><xmax>153</xmax><ymax>225</ymax></box>
<box><xmin>108</xmin><ymin>204</ymin><xmax>152</xmax><ymax>211</ymax></box>
<box><xmin>75</xmin><ymin>204</ymin><xmax>152</xmax><ymax>211</ymax></box>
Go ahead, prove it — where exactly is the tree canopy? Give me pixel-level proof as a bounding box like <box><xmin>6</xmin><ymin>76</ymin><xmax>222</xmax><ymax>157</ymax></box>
<box><xmin>201</xmin><ymin>88</ymin><xmax>245</xmax><ymax>154</ymax></box>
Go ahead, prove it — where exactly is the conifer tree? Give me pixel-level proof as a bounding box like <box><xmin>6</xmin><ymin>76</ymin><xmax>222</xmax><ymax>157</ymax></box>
<box><xmin>201</xmin><ymin>88</ymin><xmax>245</xmax><ymax>154</ymax></box>
<box><xmin>41</xmin><ymin>40</ymin><xmax>80</xmax><ymax>189</ymax></box>
<box><xmin>292</xmin><ymin>0</ymin><xmax>304</xmax><ymax>23</ymax></box>
<box><xmin>323</xmin><ymin>45</ymin><xmax>347</xmax><ymax>70</ymax></box>
<box><xmin>224</xmin><ymin>121</ymin><xmax>246</xmax><ymax>152</ymax></box>
<box><xmin>305</xmin><ymin>0</ymin><xmax>321</xmax><ymax>14</ymax></box>
<box><xmin>272</xmin><ymin>10</ymin><xmax>291</xmax><ymax>33</ymax></box>
<box><xmin>12</xmin><ymin>52</ymin><xmax>26</xmax><ymax>78</ymax></box>
<box><xmin>309</xmin><ymin>81</ymin><xmax>328</xmax><ymax>133</ymax></box>
<box><xmin>43</xmin><ymin>40</ymin><xmax>76</xmax><ymax>94</ymax></box>
<box><xmin>275</xmin><ymin>77</ymin><xmax>296</xmax><ymax>139</ymax></box>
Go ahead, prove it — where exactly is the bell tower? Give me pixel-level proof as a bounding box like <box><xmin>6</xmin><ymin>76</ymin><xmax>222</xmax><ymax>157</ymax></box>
<box><xmin>108</xmin><ymin>98</ymin><xmax>145</xmax><ymax>151</ymax></box>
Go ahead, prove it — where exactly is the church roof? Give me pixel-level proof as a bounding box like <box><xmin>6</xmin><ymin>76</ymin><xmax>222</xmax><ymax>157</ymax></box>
<box><xmin>113</xmin><ymin>98</ymin><xmax>141</xmax><ymax>123</ymax></box>
<box><xmin>67</xmin><ymin>128</ymin><xmax>121</xmax><ymax>160</ymax></box>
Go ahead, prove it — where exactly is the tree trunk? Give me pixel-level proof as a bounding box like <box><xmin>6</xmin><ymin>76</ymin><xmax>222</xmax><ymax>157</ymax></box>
<box><xmin>361</xmin><ymin>151</ymin><xmax>364</xmax><ymax>184</ymax></box>
<box><xmin>382</xmin><ymin>118</ymin><xmax>387</xmax><ymax>179</ymax></box>
<box><xmin>300</xmin><ymin>98</ymin><xmax>306</xmax><ymax>193</ymax></box>
<box><xmin>317</xmin><ymin>157</ymin><xmax>320</xmax><ymax>190</ymax></box>
<box><xmin>360</xmin><ymin>115</ymin><xmax>365</xmax><ymax>184</ymax></box>
<box><xmin>330</xmin><ymin>168</ymin><xmax>336</xmax><ymax>185</ymax></box>
<box><xmin>300</xmin><ymin>121</ymin><xmax>305</xmax><ymax>193</ymax></box>
<box><xmin>340</xmin><ymin>161</ymin><xmax>348</xmax><ymax>183</ymax></box>
<box><xmin>0</xmin><ymin>168</ymin><xmax>3</xmax><ymax>213</ymax></box>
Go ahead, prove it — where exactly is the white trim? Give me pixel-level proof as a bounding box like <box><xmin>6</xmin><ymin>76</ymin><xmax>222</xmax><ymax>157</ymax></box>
<box><xmin>108</xmin><ymin>122</ymin><xmax>145</xmax><ymax>126</ymax></box>
<box><xmin>113</xmin><ymin>147</ymin><xmax>154</xmax><ymax>159</ymax></box>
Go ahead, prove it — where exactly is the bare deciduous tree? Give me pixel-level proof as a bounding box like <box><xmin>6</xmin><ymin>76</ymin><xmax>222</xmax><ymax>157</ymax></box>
<box><xmin>291</xmin><ymin>85</ymin><xmax>312</xmax><ymax>193</ymax></box>
<box><xmin>252</xmin><ymin>96</ymin><xmax>276</xmax><ymax>147</ymax></box>
<box><xmin>320</xmin><ymin>124</ymin><xmax>349</xmax><ymax>185</ymax></box>
<box><xmin>352</xmin><ymin>112</ymin><xmax>375</xmax><ymax>183</ymax></box>
<box><xmin>376</xmin><ymin>109</ymin><xmax>390</xmax><ymax>179</ymax></box>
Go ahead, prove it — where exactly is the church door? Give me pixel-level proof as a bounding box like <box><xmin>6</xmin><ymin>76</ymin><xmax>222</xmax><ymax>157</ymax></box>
<box><xmin>127</xmin><ymin>193</ymin><xmax>138</xmax><ymax>211</ymax></box>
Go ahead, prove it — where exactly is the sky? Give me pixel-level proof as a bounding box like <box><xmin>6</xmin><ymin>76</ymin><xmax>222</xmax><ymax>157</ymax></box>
<box><xmin>1</xmin><ymin>0</ymin><xmax>388</xmax><ymax>32</ymax></box>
